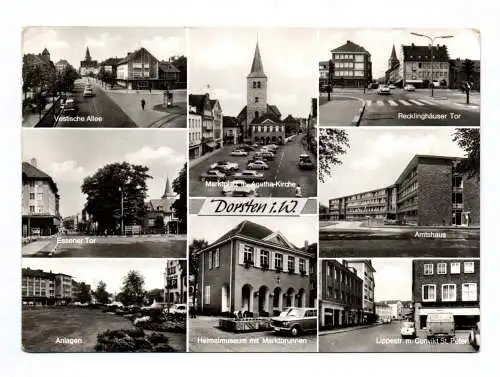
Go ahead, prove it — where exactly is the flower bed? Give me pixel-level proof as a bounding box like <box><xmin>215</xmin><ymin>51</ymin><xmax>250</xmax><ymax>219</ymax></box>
<box><xmin>135</xmin><ymin>320</ymin><xmax>186</xmax><ymax>333</ymax></box>
<box><xmin>94</xmin><ymin>328</ymin><xmax>177</xmax><ymax>352</ymax></box>
<box><xmin>218</xmin><ymin>318</ymin><xmax>272</xmax><ymax>333</ymax></box>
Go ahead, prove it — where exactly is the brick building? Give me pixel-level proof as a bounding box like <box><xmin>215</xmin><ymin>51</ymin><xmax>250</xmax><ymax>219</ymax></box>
<box><xmin>196</xmin><ymin>220</ymin><xmax>315</xmax><ymax>316</ymax></box>
<box><xmin>412</xmin><ymin>259</ymin><xmax>480</xmax><ymax>330</ymax></box>
<box><xmin>164</xmin><ymin>259</ymin><xmax>187</xmax><ymax>304</ymax></box>
<box><xmin>23</xmin><ymin>48</ymin><xmax>56</xmax><ymax>94</ymax></box>
<box><xmin>400</xmin><ymin>43</ymin><xmax>450</xmax><ymax>88</ymax></box>
<box><xmin>319</xmin><ymin>260</ymin><xmax>363</xmax><ymax>329</ymax></box>
<box><xmin>329</xmin><ymin>40</ymin><xmax>372</xmax><ymax>88</ymax></box>
<box><xmin>328</xmin><ymin>155</ymin><xmax>480</xmax><ymax>226</ymax></box>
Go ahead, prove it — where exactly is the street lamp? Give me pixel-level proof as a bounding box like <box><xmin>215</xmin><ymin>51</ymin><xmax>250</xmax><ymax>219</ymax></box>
<box><xmin>410</xmin><ymin>32</ymin><xmax>454</xmax><ymax>97</ymax></box>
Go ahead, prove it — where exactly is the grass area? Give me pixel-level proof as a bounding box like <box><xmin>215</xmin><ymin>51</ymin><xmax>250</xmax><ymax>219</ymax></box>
<box><xmin>22</xmin><ymin>306</ymin><xmax>186</xmax><ymax>352</ymax></box>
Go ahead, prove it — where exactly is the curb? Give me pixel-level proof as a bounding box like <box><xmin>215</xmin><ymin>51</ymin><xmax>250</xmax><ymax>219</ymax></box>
<box><xmin>147</xmin><ymin>113</ymin><xmax>185</xmax><ymax>128</ymax></box>
<box><xmin>351</xmin><ymin>101</ymin><xmax>366</xmax><ymax>126</ymax></box>
<box><xmin>319</xmin><ymin>323</ymin><xmax>381</xmax><ymax>336</ymax></box>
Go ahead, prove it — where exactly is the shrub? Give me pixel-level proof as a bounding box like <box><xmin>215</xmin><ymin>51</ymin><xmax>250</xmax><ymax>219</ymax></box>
<box><xmin>94</xmin><ymin>328</ymin><xmax>176</xmax><ymax>352</ymax></box>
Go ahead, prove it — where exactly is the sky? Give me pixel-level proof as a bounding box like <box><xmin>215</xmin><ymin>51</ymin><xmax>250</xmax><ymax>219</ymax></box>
<box><xmin>319</xmin><ymin>28</ymin><xmax>480</xmax><ymax>80</ymax></box>
<box><xmin>189</xmin><ymin>215</ymin><xmax>317</xmax><ymax>248</ymax></box>
<box><xmin>21</xmin><ymin>258</ymin><xmax>169</xmax><ymax>294</ymax></box>
<box><xmin>189</xmin><ymin>27</ymin><xmax>318</xmax><ymax>118</ymax></box>
<box><xmin>319</xmin><ymin>128</ymin><xmax>466</xmax><ymax>206</ymax></box>
<box><xmin>22</xmin><ymin>130</ymin><xmax>186</xmax><ymax>218</ymax></box>
<box><xmin>22</xmin><ymin>27</ymin><xmax>186</xmax><ymax>68</ymax></box>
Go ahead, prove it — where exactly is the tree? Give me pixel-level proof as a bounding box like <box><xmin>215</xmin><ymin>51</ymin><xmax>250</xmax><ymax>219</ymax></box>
<box><xmin>94</xmin><ymin>280</ymin><xmax>111</xmax><ymax>304</ymax></box>
<box><xmin>172</xmin><ymin>163</ymin><xmax>187</xmax><ymax>233</ymax></box>
<box><xmin>63</xmin><ymin>218</ymin><xmax>75</xmax><ymax>231</ymax></box>
<box><xmin>189</xmin><ymin>239</ymin><xmax>208</xmax><ymax>311</ymax></box>
<box><xmin>452</xmin><ymin>128</ymin><xmax>480</xmax><ymax>181</ymax></box>
<box><xmin>319</xmin><ymin>129</ymin><xmax>350</xmax><ymax>183</ymax></box>
<box><xmin>74</xmin><ymin>282</ymin><xmax>92</xmax><ymax>303</ymax></box>
<box><xmin>81</xmin><ymin>162</ymin><xmax>152</xmax><ymax>234</ymax></box>
<box><xmin>170</xmin><ymin>55</ymin><xmax>187</xmax><ymax>87</ymax></box>
<box><xmin>319</xmin><ymin>203</ymin><xmax>329</xmax><ymax>214</ymax></box>
<box><xmin>120</xmin><ymin>270</ymin><xmax>146</xmax><ymax>306</ymax></box>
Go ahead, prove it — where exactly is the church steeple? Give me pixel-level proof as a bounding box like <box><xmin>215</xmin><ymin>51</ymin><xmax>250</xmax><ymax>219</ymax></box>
<box><xmin>248</xmin><ymin>42</ymin><xmax>267</xmax><ymax>78</ymax></box>
<box><xmin>161</xmin><ymin>177</ymin><xmax>174</xmax><ymax>199</ymax></box>
<box><xmin>388</xmin><ymin>44</ymin><xmax>399</xmax><ymax>69</ymax></box>
<box><xmin>85</xmin><ymin>47</ymin><xmax>91</xmax><ymax>61</ymax></box>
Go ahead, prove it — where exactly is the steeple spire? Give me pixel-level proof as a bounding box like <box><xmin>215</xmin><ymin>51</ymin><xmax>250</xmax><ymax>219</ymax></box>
<box><xmin>85</xmin><ymin>47</ymin><xmax>91</xmax><ymax>61</ymax></box>
<box><xmin>388</xmin><ymin>44</ymin><xmax>399</xmax><ymax>69</ymax></box>
<box><xmin>161</xmin><ymin>176</ymin><xmax>173</xmax><ymax>199</ymax></box>
<box><xmin>248</xmin><ymin>41</ymin><xmax>266</xmax><ymax>78</ymax></box>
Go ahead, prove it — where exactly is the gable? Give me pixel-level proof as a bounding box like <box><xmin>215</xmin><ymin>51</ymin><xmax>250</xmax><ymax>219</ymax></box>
<box><xmin>262</xmin><ymin>231</ymin><xmax>295</xmax><ymax>249</ymax></box>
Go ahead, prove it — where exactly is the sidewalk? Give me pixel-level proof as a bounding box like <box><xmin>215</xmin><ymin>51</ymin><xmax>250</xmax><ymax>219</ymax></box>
<box><xmin>22</xmin><ymin>238</ymin><xmax>57</xmax><ymax>256</ymax></box>
<box><xmin>189</xmin><ymin>146</ymin><xmax>228</xmax><ymax>168</ymax></box>
<box><xmin>22</xmin><ymin>100</ymin><xmax>55</xmax><ymax>128</ymax></box>
<box><xmin>410</xmin><ymin>90</ymin><xmax>480</xmax><ymax>109</ymax></box>
<box><xmin>319</xmin><ymin>323</ymin><xmax>381</xmax><ymax>336</ymax></box>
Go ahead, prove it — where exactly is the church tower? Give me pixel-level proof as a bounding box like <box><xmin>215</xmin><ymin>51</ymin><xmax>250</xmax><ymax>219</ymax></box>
<box><xmin>85</xmin><ymin>47</ymin><xmax>92</xmax><ymax>62</ymax></box>
<box><xmin>246</xmin><ymin>42</ymin><xmax>268</xmax><ymax>134</ymax></box>
<box><xmin>388</xmin><ymin>44</ymin><xmax>399</xmax><ymax>69</ymax></box>
<box><xmin>161</xmin><ymin>177</ymin><xmax>176</xmax><ymax>199</ymax></box>
<box><xmin>41</xmin><ymin>48</ymin><xmax>50</xmax><ymax>62</ymax></box>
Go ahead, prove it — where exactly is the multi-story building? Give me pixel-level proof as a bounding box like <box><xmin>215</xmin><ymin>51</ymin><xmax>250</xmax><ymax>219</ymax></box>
<box><xmin>319</xmin><ymin>260</ymin><xmax>363</xmax><ymax>329</ymax></box>
<box><xmin>79</xmin><ymin>47</ymin><xmax>99</xmax><ymax>76</ymax></box>
<box><xmin>223</xmin><ymin>116</ymin><xmax>241</xmax><ymax>145</ymax></box>
<box><xmin>384</xmin><ymin>300</ymin><xmax>403</xmax><ymax>319</ymax></box>
<box><xmin>55</xmin><ymin>59</ymin><xmax>70</xmax><ymax>74</ymax></box>
<box><xmin>328</xmin><ymin>155</ymin><xmax>480</xmax><ymax>226</ymax></box>
<box><xmin>164</xmin><ymin>259</ymin><xmax>187</xmax><ymax>304</ymax></box>
<box><xmin>189</xmin><ymin>106</ymin><xmax>203</xmax><ymax>159</ymax></box>
<box><xmin>236</xmin><ymin>42</ymin><xmax>285</xmax><ymax>145</ymax></box>
<box><xmin>22</xmin><ymin>159</ymin><xmax>61</xmax><ymax>237</ymax></box>
<box><xmin>210</xmin><ymin>99</ymin><xmax>223</xmax><ymax>148</ymax></box>
<box><xmin>318</xmin><ymin>60</ymin><xmax>330</xmax><ymax>88</ymax></box>
<box><xmin>375</xmin><ymin>303</ymin><xmax>392</xmax><ymax>322</ymax></box>
<box><xmin>345</xmin><ymin>260</ymin><xmax>376</xmax><ymax>322</ymax></box>
<box><xmin>116</xmin><ymin>47</ymin><xmax>179</xmax><ymax>90</ymax></box>
<box><xmin>22</xmin><ymin>48</ymin><xmax>56</xmax><ymax>93</ymax></box>
<box><xmin>400</xmin><ymin>43</ymin><xmax>450</xmax><ymax>88</ymax></box>
<box><xmin>412</xmin><ymin>259</ymin><xmax>480</xmax><ymax>330</ymax></box>
<box><xmin>283</xmin><ymin>115</ymin><xmax>300</xmax><ymax>137</ymax></box>
<box><xmin>99</xmin><ymin>57</ymin><xmax>121</xmax><ymax>83</ymax></box>
<box><xmin>449</xmin><ymin>58</ymin><xmax>481</xmax><ymax>91</ymax></box>
<box><xmin>189</xmin><ymin>93</ymin><xmax>219</xmax><ymax>155</ymax></box>
<box><xmin>330</xmin><ymin>40</ymin><xmax>372</xmax><ymax>88</ymax></box>
<box><xmin>196</xmin><ymin>220</ymin><xmax>316</xmax><ymax>316</ymax></box>
<box><xmin>22</xmin><ymin>268</ymin><xmax>75</xmax><ymax>305</ymax></box>
<box><xmin>143</xmin><ymin>177</ymin><xmax>180</xmax><ymax>234</ymax></box>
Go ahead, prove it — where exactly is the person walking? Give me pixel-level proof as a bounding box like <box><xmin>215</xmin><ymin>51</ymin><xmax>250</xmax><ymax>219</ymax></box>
<box><xmin>141</xmin><ymin>98</ymin><xmax>146</xmax><ymax>110</ymax></box>
<box><xmin>295</xmin><ymin>184</ymin><xmax>302</xmax><ymax>198</ymax></box>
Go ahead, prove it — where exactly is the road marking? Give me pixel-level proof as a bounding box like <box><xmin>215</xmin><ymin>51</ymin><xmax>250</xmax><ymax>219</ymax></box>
<box><xmin>388</xmin><ymin>100</ymin><xmax>398</xmax><ymax>107</ymax></box>
<box><xmin>376</xmin><ymin>100</ymin><xmax>384</xmax><ymax>107</ymax></box>
<box><xmin>399</xmin><ymin>100</ymin><xmax>412</xmax><ymax>106</ymax></box>
<box><xmin>275</xmin><ymin>149</ymin><xmax>285</xmax><ymax>181</ymax></box>
<box><xmin>366</xmin><ymin>100</ymin><xmax>372</xmax><ymax>107</ymax></box>
<box><xmin>418</xmin><ymin>99</ymin><xmax>435</xmax><ymax>106</ymax></box>
<box><xmin>409</xmin><ymin>99</ymin><xmax>424</xmax><ymax>106</ymax></box>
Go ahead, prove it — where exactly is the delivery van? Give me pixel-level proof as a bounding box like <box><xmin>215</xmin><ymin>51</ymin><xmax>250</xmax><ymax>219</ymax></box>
<box><xmin>426</xmin><ymin>312</ymin><xmax>455</xmax><ymax>341</ymax></box>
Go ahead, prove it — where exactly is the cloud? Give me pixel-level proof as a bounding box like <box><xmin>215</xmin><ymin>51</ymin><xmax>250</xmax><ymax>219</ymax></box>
<box><xmin>23</xmin><ymin>29</ymin><xmax>69</xmax><ymax>53</ymax></box>
<box><xmin>141</xmin><ymin>36</ymin><xmax>184</xmax><ymax>58</ymax></box>
<box><xmin>125</xmin><ymin>146</ymin><xmax>185</xmax><ymax>166</ymax></box>
<box><xmin>85</xmin><ymin>33</ymin><xmax>123</xmax><ymax>49</ymax></box>
<box><xmin>196</xmin><ymin>37</ymin><xmax>249</xmax><ymax>71</ymax></box>
<box><xmin>49</xmin><ymin>160</ymin><xmax>87</xmax><ymax>183</ymax></box>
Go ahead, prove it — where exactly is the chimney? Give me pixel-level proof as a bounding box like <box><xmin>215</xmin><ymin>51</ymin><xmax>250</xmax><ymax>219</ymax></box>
<box><xmin>30</xmin><ymin>158</ymin><xmax>38</xmax><ymax>167</ymax></box>
<box><xmin>304</xmin><ymin>240</ymin><xmax>309</xmax><ymax>250</ymax></box>
<box><xmin>411</xmin><ymin>43</ymin><xmax>415</xmax><ymax>48</ymax></box>
<box><xmin>347</xmin><ymin>40</ymin><xmax>351</xmax><ymax>43</ymax></box>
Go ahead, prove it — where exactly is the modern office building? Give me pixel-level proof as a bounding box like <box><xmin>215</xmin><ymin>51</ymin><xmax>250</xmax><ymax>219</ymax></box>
<box><xmin>319</xmin><ymin>259</ymin><xmax>363</xmax><ymax>329</ymax></box>
<box><xmin>328</xmin><ymin>155</ymin><xmax>480</xmax><ymax>226</ymax></box>
<box><xmin>412</xmin><ymin>259</ymin><xmax>480</xmax><ymax>330</ymax></box>
<box><xmin>329</xmin><ymin>40</ymin><xmax>372</xmax><ymax>88</ymax></box>
<box><xmin>22</xmin><ymin>268</ymin><xmax>76</xmax><ymax>305</ymax></box>
<box><xmin>196</xmin><ymin>220</ymin><xmax>316</xmax><ymax>316</ymax></box>
<box><xmin>164</xmin><ymin>259</ymin><xmax>187</xmax><ymax>304</ymax></box>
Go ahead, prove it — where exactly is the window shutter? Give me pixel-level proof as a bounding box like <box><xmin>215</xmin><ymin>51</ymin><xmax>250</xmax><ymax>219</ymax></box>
<box><xmin>238</xmin><ymin>243</ymin><xmax>245</xmax><ymax>265</ymax></box>
<box><xmin>305</xmin><ymin>259</ymin><xmax>310</xmax><ymax>276</ymax></box>
<box><xmin>208</xmin><ymin>251</ymin><xmax>213</xmax><ymax>269</ymax></box>
<box><xmin>254</xmin><ymin>248</ymin><xmax>260</xmax><ymax>268</ymax></box>
<box><xmin>271</xmin><ymin>251</ymin><xmax>276</xmax><ymax>269</ymax></box>
<box><xmin>283</xmin><ymin>255</ymin><xmax>288</xmax><ymax>272</ymax></box>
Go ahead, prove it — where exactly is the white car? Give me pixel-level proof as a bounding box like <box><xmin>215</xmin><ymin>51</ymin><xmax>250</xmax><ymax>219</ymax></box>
<box><xmin>247</xmin><ymin>160</ymin><xmax>268</xmax><ymax>170</ymax></box>
<box><xmin>83</xmin><ymin>87</ymin><xmax>94</xmax><ymax>97</ymax></box>
<box><xmin>170</xmin><ymin>304</ymin><xmax>187</xmax><ymax>315</ymax></box>
<box><xmin>404</xmin><ymin>84</ymin><xmax>416</xmax><ymax>91</ymax></box>
<box><xmin>377</xmin><ymin>85</ymin><xmax>391</xmax><ymax>95</ymax></box>
<box><xmin>388</xmin><ymin>84</ymin><xmax>396</xmax><ymax>89</ymax></box>
<box><xmin>210</xmin><ymin>160</ymin><xmax>239</xmax><ymax>171</ymax></box>
<box><xmin>400</xmin><ymin>321</ymin><xmax>416</xmax><ymax>339</ymax></box>
<box><xmin>231</xmin><ymin>150</ymin><xmax>248</xmax><ymax>157</ymax></box>
<box><xmin>233</xmin><ymin>170</ymin><xmax>265</xmax><ymax>182</ymax></box>
<box><xmin>222</xmin><ymin>180</ymin><xmax>257</xmax><ymax>197</ymax></box>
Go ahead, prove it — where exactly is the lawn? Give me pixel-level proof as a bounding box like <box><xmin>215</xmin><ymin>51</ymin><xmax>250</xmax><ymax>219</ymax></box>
<box><xmin>22</xmin><ymin>306</ymin><xmax>186</xmax><ymax>352</ymax></box>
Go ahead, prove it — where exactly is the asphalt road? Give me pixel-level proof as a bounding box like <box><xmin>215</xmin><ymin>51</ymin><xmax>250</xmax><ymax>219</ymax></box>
<box><xmin>189</xmin><ymin>134</ymin><xmax>317</xmax><ymax>198</ymax></box>
<box><xmin>189</xmin><ymin>317</ymin><xmax>317</xmax><ymax>352</ymax></box>
<box><xmin>55</xmin><ymin>78</ymin><xmax>137</xmax><ymax>128</ymax></box>
<box><xmin>319</xmin><ymin>322</ymin><xmax>475</xmax><ymax>352</ymax></box>
<box><xmin>319</xmin><ymin>96</ymin><xmax>364</xmax><ymax>126</ymax></box>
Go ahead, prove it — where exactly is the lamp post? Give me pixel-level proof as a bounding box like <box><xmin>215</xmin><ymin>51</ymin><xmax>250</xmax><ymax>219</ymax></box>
<box><xmin>118</xmin><ymin>186</ymin><xmax>124</xmax><ymax>235</ymax></box>
<box><xmin>410</xmin><ymin>33</ymin><xmax>454</xmax><ymax>97</ymax></box>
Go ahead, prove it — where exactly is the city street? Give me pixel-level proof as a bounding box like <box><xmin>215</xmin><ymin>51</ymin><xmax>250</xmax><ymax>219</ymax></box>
<box><xmin>189</xmin><ymin>316</ymin><xmax>317</xmax><ymax>352</ymax></box>
<box><xmin>189</xmin><ymin>134</ymin><xmax>317</xmax><ymax>198</ymax></box>
<box><xmin>22</xmin><ymin>235</ymin><xmax>187</xmax><ymax>258</ymax></box>
<box><xmin>319</xmin><ymin>322</ymin><xmax>475</xmax><ymax>352</ymax></box>
<box><xmin>319</xmin><ymin>221</ymin><xmax>480</xmax><ymax>257</ymax></box>
<box><xmin>319</xmin><ymin>89</ymin><xmax>480</xmax><ymax>127</ymax></box>
<box><xmin>55</xmin><ymin>79</ymin><xmax>136</xmax><ymax>128</ymax></box>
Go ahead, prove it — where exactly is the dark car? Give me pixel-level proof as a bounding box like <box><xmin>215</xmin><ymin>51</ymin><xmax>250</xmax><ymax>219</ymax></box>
<box><xmin>298</xmin><ymin>154</ymin><xmax>314</xmax><ymax>170</ymax></box>
<box><xmin>200</xmin><ymin>170</ymin><xmax>226</xmax><ymax>182</ymax></box>
<box><xmin>271</xmin><ymin>307</ymin><xmax>317</xmax><ymax>337</ymax></box>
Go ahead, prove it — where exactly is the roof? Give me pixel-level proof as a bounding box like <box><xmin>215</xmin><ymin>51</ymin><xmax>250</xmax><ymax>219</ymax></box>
<box><xmin>253</xmin><ymin>112</ymin><xmax>282</xmax><ymax>124</ymax></box>
<box><xmin>223</xmin><ymin>116</ymin><xmax>238</xmax><ymax>128</ymax></box>
<box><xmin>248</xmin><ymin>42</ymin><xmax>267</xmax><ymax>78</ymax></box>
<box><xmin>22</xmin><ymin>268</ymin><xmax>54</xmax><ymax>279</ymax></box>
<box><xmin>237</xmin><ymin>104</ymin><xmax>282</xmax><ymax>123</ymax></box>
<box><xmin>211</xmin><ymin>220</ymin><xmax>274</xmax><ymax>245</ymax></box>
<box><xmin>117</xmin><ymin>47</ymin><xmax>157</xmax><ymax>65</ymax></box>
<box><xmin>22</xmin><ymin>162</ymin><xmax>58</xmax><ymax>193</ymax></box>
<box><xmin>346</xmin><ymin>259</ymin><xmax>376</xmax><ymax>273</ymax></box>
<box><xmin>147</xmin><ymin>197</ymin><xmax>177</xmax><ymax>213</ymax></box>
<box><xmin>283</xmin><ymin>114</ymin><xmax>299</xmax><ymax>123</ymax></box>
<box><xmin>395</xmin><ymin>155</ymin><xmax>463</xmax><ymax>185</ymax></box>
<box><xmin>389</xmin><ymin>44</ymin><xmax>399</xmax><ymax>62</ymax></box>
<box><xmin>402</xmin><ymin>44</ymin><xmax>449</xmax><ymax>62</ymax></box>
<box><xmin>101</xmin><ymin>57</ymin><xmax>122</xmax><ymax>66</ymax></box>
<box><xmin>332</xmin><ymin>40</ymin><xmax>370</xmax><ymax>54</ymax></box>
<box><xmin>159</xmin><ymin>61</ymin><xmax>180</xmax><ymax>73</ymax></box>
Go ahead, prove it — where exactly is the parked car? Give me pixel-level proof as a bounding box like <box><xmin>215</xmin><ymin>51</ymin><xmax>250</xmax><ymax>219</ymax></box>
<box><xmin>83</xmin><ymin>87</ymin><xmax>94</xmax><ymax>97</ymax></box>
<box><xmin>60</xmin><ymin>98</ymin><xmax>78</xmax><ymax>115</ymax></box>
<box><xmin>377</xmin><ymin>85</ymin><xmax>391</xmax><ymax>95</ymax></box>
<box><xmin>210</xmin><ymin>160</ymin><xmax>239</xmax><ymax>172</ymax></box>
<box><xmin>298</xmin><ymin>154</ymin><xmax>314</xmax><ymax>170</ymax></box>
<box><xmin>426</xmin><ymin>311</ymin><xmax>455</xmax><ymax>341</ymax></box>
<box><xmin>233</xmin><ymin>170</ymin><xmax>265</xmax><ymax>183</ymax></box>
<box><xmin>247</xmin><ymin>160</ymin><xmax>269</xmax><ymax>170</ymax></box>
<box><xmin>200</xmin><ymin>170</ymin><xmax>226</xmax><ymax>182</ymax></box>
<box><xmin>388</xmin><ymin>84</ymin><xmax>396</xmax><ymax>89</ymax></box>
<box><xmin>261</xmin><ymin>151</ymin><xmax>275</xmax><ymax>161</ymax></box>
<box><xmin>431</xmin><ymin>80</ymin><xmax>440</xmax><ymax>88</ymax></box>
<box><xmin>400</xmin><ymin>321</ymin><xmax>416</xmax><ymax>339</ymax></box>
<box><xmin>271</xmin><ymin>307</ymin><xmax>317</xmax><ymax>337</ymax></box>
<box><xmin>231</xmin><ymin>149</ymin><xmax>248</xmax><ymax>157</ymax></box>
<box><xmin>171</xmin><ymin>304</ymin><xmax>187</xmax><ymax>316</ymax></box>
<box><xmin>249</xmin><ymin>153</ymin><xmax>264</xmax><ymax>162</ymax></box>
<box><xmin>222</xmin><ymin>180</ymin><xmax>258</xmax><ymax>197</ymax></box>
<box><xmin>404</xmin><ymin>84</ymin><xmax>416</xmax><ymax>91</ymax></box>
<box><xmin>469</xmin><ymin>321</ymin><xmax>480</xmax><ymax>351</ymax></box>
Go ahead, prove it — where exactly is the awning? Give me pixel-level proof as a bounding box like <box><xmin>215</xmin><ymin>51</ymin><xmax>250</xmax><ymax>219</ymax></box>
<box><xmin>418</xmin><ymin>307</ymin><xmax>480</xmax><ymax>316</ymax></box>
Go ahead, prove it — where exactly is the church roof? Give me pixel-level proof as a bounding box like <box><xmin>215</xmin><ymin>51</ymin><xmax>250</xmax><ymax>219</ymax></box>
<box><xmin>283</xmin><ymin>114</ymin><xmax>299</xmax><ymax>123</ymax></box>
<box><xmin>389</xmin><ymin>44</ymin><xmax>399</xmax><ymax>62</ymax></box>
<box><xmin>253</xmin><ymin>112</ymin><xmax>282</xmax><ymax>124</ymax></box>
<box><xmin>247</xmin><ymin>42</ymin><xmax>267</xmax><ymax>78</ymax></box>
<box><xmin>236</xmin><ymin>104</ymin><xmax>281</xmax><ymax>123</ymax></box>
<box><xmin>147</xmin><ymin>198</ymin><xmax>176</xmax><ymax>214</ymax></box>
<box><xmin>162</xmin><ymin>177</ymin><xmax>174</xmax><ymax>199</ymax></box>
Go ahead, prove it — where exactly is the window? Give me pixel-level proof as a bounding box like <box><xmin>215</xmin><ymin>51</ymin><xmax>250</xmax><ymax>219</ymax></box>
<box><xmin>257</xmin><ymin>81</ymin><xmax>261</xmax><ymax>89</ymax></box>
<box><xmin>29</xmin><ymin>181</ymin><xmax>35</xmax><ymax>187</ymax></box>
<box><xmin>204</xmin><ymin>285</ymin><xmax>210</xmax><ymax>305</ymax></box>
<box><xmin>255</xmin><ymin>97</ymin><xmax>259</xmax><ymax>103</ymax></box>
<box><xmin>252</xmin><ymin>82</ymin><xmax>256</xmax><ymax>88</ymax></box>
<box><xmin>287</xmin><ymin>256</ymin><xmax>294</xmax><ymax>272</ymax></box>
<box><xmin>260</xmin><ymin>250</ymin><xmax>269</xmax><ymax>267</ymax></box>
<box><xmin>243</xmin><ymin>245</ymin><xmax>254</xmax><ymax>263</ymax></box>
<box><xmin>208</xmin><ymin>251</ymin><xmax>213</xmax><ymax>269</ymax></box>
<box><xmin>462</xmin><ymin>283</ymin><xmax>477</xmax><ymax>301</ymax></box>
<box><xmin>464</xmin><ymin>262</ymin><xmax>475</xmax><ymax>273</ymax></box>
<box><xmin>29</xmin><ymin>193</ymin><xmax>35</xmax><ymax>200</ymax></box>
<box><xmin>442</xmin><ymin>284</ymin><xmax>456</xmax><ymax>301</ymax></box>
<box><xmin>450</xmin><ymin>262</ymin><xmax>460</xmax><ymax>274</ymax></box>
<box><xmin>274</xmin><ymin>253</ymin><xmax>283</xmax><ymax>269</ymax></box>
<box><xmin>29</xmin><ymin>205</ymin><xmax>35</xmax><ymax>213</ymax></box>
<box><xmin>437</xmin><ymin>263</ymin><xmax>447</xmax><ymax>275</ymax></box>
<box><xmin>424</xmin><ymin>264</ymin><xmax>434</xmax><ymax>275</ymax></box>
<box><xmin>422</xmin><ymin>284</ymin><xmax>436</xmax><ymax>301</ymax></box>
<box><xmin>299</xmin><ymin>258</ymin><xmax>306</xmax><ymax>273</ymax></box>
<box><xmin>327</xmin><ymin>287</ymin><xmax>333</xmax><ymax>297</ymax></box>
<box><xmin>213</xmin><ymin>249</ymin><xmax>220</xmax><ymax>268</ymax></box>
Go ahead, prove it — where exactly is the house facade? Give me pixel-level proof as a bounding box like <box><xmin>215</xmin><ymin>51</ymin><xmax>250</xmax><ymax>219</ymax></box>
<box><xmin>330</xmin><ymin>40</ymin><xmax>372</xmax><ymax>88</ymax></box>
<box><xmin>223</xmin><ymin>116</ymin><xmax>241</xmax><ymax>145</ymax></box>
<box><xmin>189</xmin><ymin>109</ymin><xmax>203</xmax><ymax>159</ymax></box>
<box><xmin>143</xmin><ymin>177</ymin><xmax>180</xmax><ymax>234</ymax></box>
<box><xmin>22</xmin><ymin>268</ymin><xmax>75</xmax><ymax>305</ymax></box>
<box><xmin>345</xmin><ymin>260</ymin><xmax>376</xmax><ymax>321</ymax></box>
<box><xmin>196</xmin><ymin>220</ymin><xmax>316</xmax><ymax>316</ymax></box>
<box><xmin>400</xmin><ymin>43</ymin><xmax>450</xmax><ymax>88</ymax></box>
<box><xmin>164</xmin><ymin>259</ymin><xmax>187</xmax><ymax>304</ymax></box>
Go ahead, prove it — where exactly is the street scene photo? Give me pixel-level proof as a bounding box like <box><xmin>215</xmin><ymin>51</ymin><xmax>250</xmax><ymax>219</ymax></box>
<box><xmin>319</xmin><ymin>128</ymin><xmax>480</xmax><ymax>257</ymax></box>
<box><xmin>318</xmin><ymin>29</ymin><xmax>480</xmax><ymax>126</ymax></box>
<box><xmin>22</xmin><ymin>258</ymin><xmax>187</xmax><ymax>353</ymax></box>
<box><xmin>188</xmin><ymin>216</ymin><xmax>318</xmax><ymax>352</ymax></box>
<box><xmin>188</xmin><ymin>28</ymin><xmax>317</xmax><ymax>198</ymax></box>
<box><xmin>22</xmin><ymin>130</ymin><xmax>187</xmax><ymax>258</ymax></box>
<box><xmin>22</xmin><ymin>27</ymin><xmax>187</xmax><ymax>128</ymax></box>
<box><xmin>319</xmin><ymin>258</ymin><xmax>480</xmax><ymax>352</ymax></box>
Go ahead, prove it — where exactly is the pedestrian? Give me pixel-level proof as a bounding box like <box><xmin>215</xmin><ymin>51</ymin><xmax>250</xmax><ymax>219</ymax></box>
<box><xmin>295</xmin><ymin>184</ymin><xmax>302</xmax><ymax>198</ymax></box>
<box><xmin>141</xmin><ymin>98</ymin><xmax>146</xmax><ymax>110</ymax></box>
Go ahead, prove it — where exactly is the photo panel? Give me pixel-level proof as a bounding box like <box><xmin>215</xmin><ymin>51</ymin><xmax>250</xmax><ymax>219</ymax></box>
<box><xmin>21</xmin><ymin>258</ymin><xmax>187</xmax><ymax>353</ymax></box>
<box><xmin>22</xmin><ymin>27</ymin><xmax>187</xmax><ymax>128</ymax></box>
<box><xmin>318</xmin><ymin>28</ymin><xmax>480</xmax><ymax>127</ymax></box>
<box><xmin>318</xmin><ymin>258</ymin><xmax>480</xmax><ymax>353</ymax></box>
